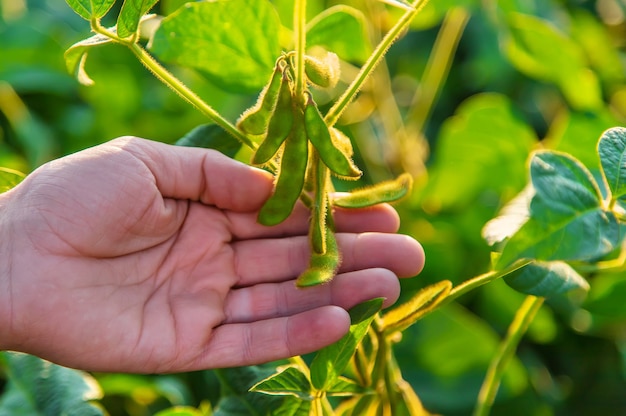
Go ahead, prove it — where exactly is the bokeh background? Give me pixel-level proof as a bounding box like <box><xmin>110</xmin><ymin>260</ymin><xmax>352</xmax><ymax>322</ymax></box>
<box><xmin>2</xmin><ymin>0</ymin><xmax>626</xmax><ymax>414</ymax></box>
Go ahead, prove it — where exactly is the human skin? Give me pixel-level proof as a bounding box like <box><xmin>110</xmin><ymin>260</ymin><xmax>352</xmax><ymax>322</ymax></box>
<box><xmin>0</xmin><ymin>136</ymin><xmax>424</xmax><ymax>373</ymax></box>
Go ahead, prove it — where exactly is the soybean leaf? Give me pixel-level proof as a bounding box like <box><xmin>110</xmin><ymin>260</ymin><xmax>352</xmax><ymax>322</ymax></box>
<box><xmin>503</xmin><ymin>261</ymin><xmax>589</xmax><ymax>297</ymax></box>
<box><xmin>598</xmin><ymin>127</ymin><xmax>626</xmax><ymax>203</ymax></box>
<box><xmin>272</xmin><ymin>397</ymin><xmax>311</xmax><ymax>416</ymax></box>
<box><xmin>175</xmin><ymin>124</ymin><xmax>242</xmax><ymax>158</ymax></box>
<box><xmin>0</xmin><ymin>352</ymin><xmax>103</xmax><ymax>416</ymax></box>
<box><xmin>503</xmin><ymin>12</ymin><xmax>602</xmax><ymax>110</ymax></box>
<box><xmin>310</xmin><ymin>298</ymin><xmax>383</xmax><ymax>391</ymax></box>
<box><xmin>0</xmin><ymin>167</ymin><xmax>25</xmax><ymax>193</ymax></box>
<box><xmin>381</xmin><ymin>280</ymin><xmax>453</xmax><ymax>333</ymax></box>
<box><xmin>65</xmin><ymin>0</ymin><xmax>116</xmax><ymax>20</ymax></box>
<box><xmin>306</xmin><ymin>5</ymin><xmax>371</xmax><ymax>64</ymax></box>
<box><xmin>497</xmin><ymin>151</ymin><xmax>620</xmax><ymax>268</ymax></box>
<box><xmin>213</xmin><ymin>366</ymin><xmax>284</xmax><ymax>416</ymax></box>
<box><xmin>64</xmin><ymin>33</ymin><xmax>113</xmax><ymax>85</ymax></box>
<box><xmin>154</xmin><ymin>407</ymin><xmax>204</xmax><ymax>416</ymax></box>
<box><xmin>150</xmin><ymin>0</ymin><xmax>281</xmax><ymax>93</ymax></box>
<box><xmin>117</xmin><ymin>0</ymin><xmax>159</xmax><ymax>39</ymax></box>
<box><xmin>482</xmin><ymin>185</ymin><xmax>534</xmax><ymax>246</ymax></box>
<box><xmin>424</xmin><ymin>93</ymin><xmax>536</xmax><ymax>210</ymax></box>
<box><xmin>326</xmin><ymin>377</ymin><xmax>370</xmax><ymax>397</ymax></box>
<box><xmin>250</xmin><ymin>366</ymin><xmax>313</xmax><ymax>400</ymax></box>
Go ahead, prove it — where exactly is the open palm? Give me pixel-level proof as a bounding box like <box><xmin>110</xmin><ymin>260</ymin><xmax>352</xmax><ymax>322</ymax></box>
<box><xmin>0</xmin><ymin>137</ymin><xmax>424</xmax><ymax>373</ymax></box>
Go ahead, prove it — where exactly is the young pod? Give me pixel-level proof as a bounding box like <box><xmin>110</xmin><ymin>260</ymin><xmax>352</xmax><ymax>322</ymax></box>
<box><xmin>304</xmin><ymin>52</ymin><xmax>340</xmax><ymax>89</ymax></box>
<box><xmin>251</xmin><ymin>69</ymin><xmax>294</xmax><ymax>165</ymax></box>
<box><xmin>257</xmin><ymin>108</ymin><xmax>309</xmax><ymax>226</ymax></box>
<box><xmin>297</xmin><ymin>222</ymin><xmax>340</xmax><ymax>287</ymax></box>
<box><xmin>333</xmin><ymin>173</ymin><xmax>413</xmax><ymax>208</ymax></box>
<box><xmin>303</xmin><ymin>93</ymin><xmax>361</xmax><ymax>179</ymax></box>
<box><xmin>236</xmin><ymin>61</ymin><xmax>283</xmax><ymax>136</ymax></box>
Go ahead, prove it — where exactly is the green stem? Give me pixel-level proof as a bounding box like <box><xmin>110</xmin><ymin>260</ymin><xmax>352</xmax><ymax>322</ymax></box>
<box><xmin>473</xmin><ymin>295</ymin><xmax>545</xmax><ymax>416</ymax></box>
<box><xmin>127</xmin><ymin>43</ymin><xmax>256</xmax><ymax>149</ymax></box>
<box><xmin>293</xmin><ymin>0</ymin><xmax>307</xmax><ymax>100</ymax></box>
<box><xmin>406</xmin><ymin>7</ymin><xmax>469</xmax><ymax>133</ymax></box>
<box><xmin>324</xmin><ymin>0</ymin><xmax>431</xmax><ymax>127</ymax></box>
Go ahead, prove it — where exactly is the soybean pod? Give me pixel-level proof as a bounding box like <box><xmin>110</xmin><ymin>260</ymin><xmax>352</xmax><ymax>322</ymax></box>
<box><xmin>303</xmin><ymin>93</ymin><xmax>362</xmax><ymax>179</ymax></box>
<box><xmin>252</xmin><ymin>68</ymin><xmax>294</xmax><ymax>165</ymax></box>
<box><xmin>297</xmin><ymin>215</ymin><xmax>340</xmax><ymax>287</ymax></box>
<box><xmin>310</xmin><ymin>155</ymin><xmax>329</xmax><ymax>254</ymax></box>
<box><xmin>236</xmin><ymin>60</ymin><xmax>284</xmax><ymax>136</ymax></box>
<box><xmin>333</xmin><ymin>173</ymin><xmax>413</xmax><ymax>208</ymax></box>
<box><xmin>257</xmin><ymin>107</ymin><xmax>309</xmax><ymax>226</ymax></box>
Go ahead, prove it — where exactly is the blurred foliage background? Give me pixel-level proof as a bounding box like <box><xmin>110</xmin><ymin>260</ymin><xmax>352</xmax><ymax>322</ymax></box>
<box><xmin>1</xmin><ymin>0</ymin><xmax>626</xmax><ymax>415</ymax></box>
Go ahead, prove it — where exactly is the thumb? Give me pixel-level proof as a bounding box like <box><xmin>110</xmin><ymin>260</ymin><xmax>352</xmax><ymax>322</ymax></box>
<box><xmin>112</xmin><ymin>136</ymin><xmax>274</xmax><ymax>212</ymax></box>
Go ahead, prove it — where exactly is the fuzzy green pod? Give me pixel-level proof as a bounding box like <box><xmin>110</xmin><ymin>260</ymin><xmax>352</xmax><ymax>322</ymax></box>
<box><xmin>304</xmin><ymin>52</ymin><xmax>340</xmax><ymax>89</ymax></box>
<box><xmin>296</xmin><ymin>222</ymin><xmax>340</xmax><ymax>287</ymax></box>
<box><xmin>304</xmin><ymin>93</ymin><xmax>361</xmax><ymax>179</ymax></box>
<box><xmin>333</xmin><ymin>173</ymin><xmax>413</xmax><ymax>208</ymax></box>
<box><xmin>251</xmin><ymin>69</ymin><xmax>294</xmax><ymax>165</ymax></box>
<box><xmin>257</xmin><ymin>108</ymin><xmax>309</xmax><ymax>226</ymax></box>
<box><xmin>236</xmin><ymin>62</ymin><xmax>283</xmax><ymax>136</ymax></box>
<box><xmin>310</xmin><ymin>160</ymin><xmax>330</xmax><ymax>254</ymax></box>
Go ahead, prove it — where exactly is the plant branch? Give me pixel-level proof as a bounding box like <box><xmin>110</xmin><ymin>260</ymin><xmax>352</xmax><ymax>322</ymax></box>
<box><xmin>324</xmin><ymin>0</ymin><xmax>432</xmax><ymax>127</ymax></box>
<box><xmin>293</xmin><ymin>0</ymin><xmax>307</xmax><ymax>100</ymax></box>
<box><xmin>473</xmin><ymin>295</ymin><xmax>545</xmax><ymax>416</ymax></box>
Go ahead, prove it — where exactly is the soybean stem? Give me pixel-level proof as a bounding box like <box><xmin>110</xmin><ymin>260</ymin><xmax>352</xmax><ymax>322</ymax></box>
<box><xmin>473</xmin><ymin>295</ymin><xmax>545</xmax><ymax>416</ymax></box>
<box><xmin>324</xmin><ymin>0</ymin><xmax>431</xmax><ymax>127</ymax></box>
<box><xmin>294</xmin><ymin>0</ymin><xmax>307</xmax><ymax>100</ymax></box>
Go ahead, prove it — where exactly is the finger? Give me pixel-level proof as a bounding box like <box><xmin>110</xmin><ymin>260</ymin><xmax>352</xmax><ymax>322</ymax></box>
<box><xmin>233</xmin><ymin>232</ymin><xmax>425</xmax><ymax>286</ymax></box>
<box><xmin>192</xmin><ymin>306</ymin><xmax>350</xmax><ymax>369</ymax></box>
<box><xmin>226</xmin><ymin>202</ymin><xmax>400</xmax><ymax>240</ymax></box>
<box><xmin>224</xmin><ymin>268</ymin><xmax>400</xmax><ymax>324</ymax></box>
<box><xmin>112</xmin><ymin>136</ymin><xmax>274</xmax><ymax>212</ymax></box>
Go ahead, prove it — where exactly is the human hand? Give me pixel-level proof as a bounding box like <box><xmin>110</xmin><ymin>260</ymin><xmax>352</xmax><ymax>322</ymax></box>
<box><xmin>0</xmin><ymin>137</ymin><xmax>424</xmax><ymax>373</ymax></box>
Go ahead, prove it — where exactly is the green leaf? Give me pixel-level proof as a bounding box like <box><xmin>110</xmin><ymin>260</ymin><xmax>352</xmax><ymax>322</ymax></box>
<box><xmin>497</xmin><ymin>151</ymin><xmax>620</xmax><ymax>268</ymax></box>
<box><xmin>310</xmin><ymin>298</ymin><xmax>383</xmax><ymax>391</ymax></box>
<box><xmin>0</xmin><ymin>352</ymin><xmax>103</xmax><ymax>416</ymax></box>
<box><xmin>65</xmin><ymin>0</ymin><xmax>116</xmax><ymax>20</ymax></box>
<box><xmin>424</xmin><ymin>93</ymin><xmax>536</xmax><ymax>211</ymax></box>
<box><xmin>150</xmin><ymin>0</ymin><xmax>282</xmax><ymax>93</ymax></box>
<box><xmin>117</xmin><ymin>0</ymin><xmax>159</xmax><ymax>38</ymax></box>
<box><xmin>503</xmin><ymin>261</ymin><xmax>590</xmax><ymax>297</ymax></box>
<box><xmin>213</xmin><ymin>366</ymin><xmax>284</xmax><ymax>416</ymax></box>
<box><xmin>503</xmin><ymin>12</ymin><xmax>602</xmax><ymax>111</ymax></box>
<box><xmin>325</xmin><ymin>376</ymin><xmax>369</xmax><ymax>397</ymax></box>
<box><xmin>64</xmin><ymin>33</ymin><xmax>113</xmax><ymax>85</ymax></box>
<box><xmin>272</xmin><ymin>396</ymin><xmax>311</xmax><ymax>416</ymax></box>
<box><xmin>250</xmin><ymin>366</ymin><xmax>312</xmax><ymax>400</ymax></box>
<box><xmin>598</xmin><ymin>127</ymin><xmax>626</xmax><ymax>203</ymax></box>
<box><xmin>306</xmin><ymin>5</ymin><xmax>371</xmax><ymax>64</ymax></box>
<box><xmin>0</xmin><ymin>167</ymin><xmax>25</xmax><ymax>193</ymax></box>
<box><xmin>381</xmin><ymin>280</ymin><xmax>453</xmax><ymax>333</ymax></box>
<box><xmin>175</xmin><ymin>124</ymin><xmax>242</xmax><ymax>158</ymax></box>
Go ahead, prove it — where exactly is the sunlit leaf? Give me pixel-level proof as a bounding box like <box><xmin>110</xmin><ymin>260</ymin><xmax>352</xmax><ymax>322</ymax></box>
<box><xmin>306</xmin><ymin>5</ymin><xmax>371</xmax><ymax>64</ymax></box>
<box><xmin>503</xmin><ymin>260</ymin><xmax>589</xmax><ymax>297</ymax></box>
<box><xmin>117</xmin><ymin>0</ymin><xmax>159</xmax><ymax>39</ymax></box>
<box><xmin>381</xmin><ymin>280</ymin><xmax>452</xmax><ymax>333</ymax></box>
<box><xmin>310</xmin><ymin>298</ymin><xmax>383</xmax><ymax>391</ymax></box>
<box><xmin>154</xmin><ymin>407</ymin><xmax>204</xmax><ymax>416</ymax></box>
<box><xmin>0</xmin><ymin>352</ymin><xmax>103</xmax><ymax>415</ymax></box>
<box><xmin>272</xmin><ymin>396</ymin><xmax>311</xmax><ymax>415</ymax></box>
<box><xmin>497</xmin><ymin>151</ymin><xmax>619</xmax><ymax>268</ymax></box>
<box><xmin>250</xmin><ymin>366</ymin><xmax>312</xmax><ymax>400</ymax></box>
<box><xmin>150</xmin><ymin>0</ymin><xmax>281</xmax><ymax>93</ymax></box>
<box><xmin>598</xmin><ymin>127</ymin><xmax>626</xmax><ymax>203</ymax></box>
<box><xmin>503</xmin><ymin>12</ymin><xmax>602</xmax><ymax>110</ymax></box>
<box><xmin>64</xmin><ymin>33</ymin><xmax>113</xmax><ymax>85</ymax></box>
<box><xmin>424</xmin><ymin>93</ymin><xmax>536</xmax><ymax>210</ymax></box>
<box><xmin>175</xmin><ymin>124</ymin><xmax>242</xmax><ymax>158</ymax></box>
<box><xmin>65</xmin><ymin>0</ymin><xmax>116</xmax><ymax>20</ymax></box>
<box><xmin>0</xmin><ymin>167</ymin><xmax>25</xmax><ymax>193</ymax></box>
<box><xmin>325</xmin><ymin>377</ymin><xmax>369</xmax><ymax>397</ymax></box>
<box><xmin>482</xmin><ymin>185</ymin><xmax>534</xmax><ymax>246</ymax></box>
